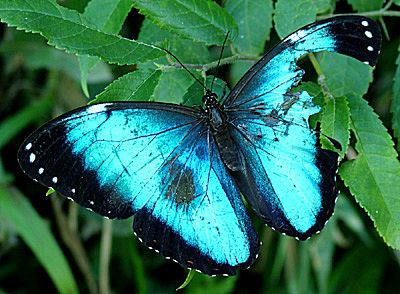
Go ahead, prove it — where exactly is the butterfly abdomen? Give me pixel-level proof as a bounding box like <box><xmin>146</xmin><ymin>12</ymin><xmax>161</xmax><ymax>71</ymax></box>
<box><xmin>213</xmin><ymin>129</ymin><xmax>245</xmax><ymax>172</ymax></box>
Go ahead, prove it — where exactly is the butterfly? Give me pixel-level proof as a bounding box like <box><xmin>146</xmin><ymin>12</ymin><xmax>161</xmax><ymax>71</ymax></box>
<box><xmin>18</xmin><ymin>16</ymin><xmax>381</xmax><ymax>276</ymax></box>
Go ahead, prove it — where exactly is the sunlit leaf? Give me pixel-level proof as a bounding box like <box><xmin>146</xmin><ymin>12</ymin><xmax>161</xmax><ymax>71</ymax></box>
<box><xmin>79</xmin><ymin>0</ymin><xmax>133</xmax><ymax>96</ymax></box>
<box><xmin>132</xmin><ymin>0</ymin><xmax>238</xmax><ymax>45</ymax></box>
<box><xmin>320</xmin><ymin>96</ymin><xmax>350</xmax><ymax>157</ymax></box>
<box><xmin>93</xmin><ymin>69</ymin><xmax>162</xmax><ymax>103</ymax></box>
<box><xmin>339</xmin><ymin>94</ymin><xmax>400</xmax><ymax>250</ymax></box>
<box><xmin>225</xmin><ymin>0</ymin><xmax>273</xmax><ymax>56</ymax></box>
<box><xmin>274</xmin><ymin>0</ymin><xmax>317</xmax><ymax>39</ymax></box>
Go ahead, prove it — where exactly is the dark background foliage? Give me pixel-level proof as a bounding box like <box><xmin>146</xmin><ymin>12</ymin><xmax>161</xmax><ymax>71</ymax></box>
<box><xmin>0</xmin><ymin>0</ymin><xmax>400</xmax><ymax>293</ymax></box>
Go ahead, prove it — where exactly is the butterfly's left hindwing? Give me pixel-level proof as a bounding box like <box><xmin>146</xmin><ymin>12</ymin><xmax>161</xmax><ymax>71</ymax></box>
<box><xmin>18</xmin><ymin>102</ymin><xmax>260</xmax><ymax>275</ymax></box>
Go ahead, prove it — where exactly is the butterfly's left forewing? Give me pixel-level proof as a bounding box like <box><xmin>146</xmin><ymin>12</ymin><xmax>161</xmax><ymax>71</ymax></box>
<box><xmin>224</xmin><ymin>16</ymin><xmax>381</xmax><ymax>239</ymax></box>
<box><xmin>18</xmin><ymin>102</ymin><xmax>259</xmax><ymax>275</ymax></box>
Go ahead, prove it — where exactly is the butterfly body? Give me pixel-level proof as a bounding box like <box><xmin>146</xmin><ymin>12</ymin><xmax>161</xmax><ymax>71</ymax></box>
<box><xmin>18</xmin><ymin>16</ymin><xmax>381</xmax><ymax>276</ymax></box>
<box><xmin>202</xmin><ymin>92</ymin><xmax>245</xmax><ymax>172</ymax></box>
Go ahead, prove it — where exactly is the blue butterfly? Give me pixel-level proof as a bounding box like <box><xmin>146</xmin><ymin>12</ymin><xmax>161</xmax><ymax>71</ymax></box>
<box><xmin>18</xmin><ymin>16</ymin><xmax>381</xmax><ymax>276</ymax></box>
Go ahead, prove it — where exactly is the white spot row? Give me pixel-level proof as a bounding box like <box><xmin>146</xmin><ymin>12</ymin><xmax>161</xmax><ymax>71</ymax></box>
<box><xmin>29</xmin><ymin>153</ymin><xmax>36</xmax><ymax>163</ymax></box>
<box><xmin>365</xmin><ymin>30</ymin><xmax>373</xmax><ymax>39</ymax></box>
<box><xmin>361</xmin><ymin>20</ymin><xmax>369</xmax><ymax>27</ymax></box>
<box><xmin>25</xmin><ymin>143</ymin><xmax>32</xmax><ymax>150</ymax></box>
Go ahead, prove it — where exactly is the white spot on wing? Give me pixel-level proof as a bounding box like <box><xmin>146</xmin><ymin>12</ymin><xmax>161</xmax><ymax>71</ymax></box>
<box><xmin>89</xmin><ymin>200</ymin><xmax>94</xmax><ymax>205</ymax></box>
<box><xmin>38</xmin><ymin>168</ymin><xmax>44</xmax><ymax>174</ymax></box>
<box><xmin>87</xmin><ymin>104</ymin><xmax>109</xmax><ymax>114</ymax></box>
<box><xmin>361</xmin><ymin>20</ymin><xmax>369</xmax><ymax>26</ymax></box>
<box><xmin>29</xmin><ymin>153</ymin><xmax>36</xmax><ymax>163</ymax></box>
<box><xmin>71</xmin><ymin>188</ymin><xmax>76</xmax><ymax>193</ymax></box>
<box><xmin>52</xmin><ymin>177</ymin><xmax>58</xmax><ymax>183</ymax></box>
<box><xmin>365</xmin><ymin>31</ymin><xmax>373</xmax><ymax>38</ymax></box>
<box><xmin>363</xmin><ymin>61</ymin><xmax>370</xmax><ymax>65</ymax></box>
<box><xmin>367</xmin><ymin>46</ymin><xmax>374</xmax><ymax>51</ymax></box>
<box><xmin>25</xmin><ymin>143</ymin><xmax>32</xmax><ymax>150</ymax></box>
<box><xmin>287</xmin><ymin>29</ymin><xmax>307</xmax><ymax>43</ymax></box>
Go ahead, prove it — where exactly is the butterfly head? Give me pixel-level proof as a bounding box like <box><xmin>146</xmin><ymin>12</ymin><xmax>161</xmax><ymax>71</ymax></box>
<box><xmin>202</xmin><ymin>91</ymin><xmax>219</xmax><ymax>112</ymax></box>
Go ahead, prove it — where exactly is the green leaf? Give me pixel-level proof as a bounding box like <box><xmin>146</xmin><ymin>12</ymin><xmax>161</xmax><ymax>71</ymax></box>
<box><xmin>225</xmin><ymin>0</ymin><xmax>273</xmax><ymax>56</ymax></box>
<box><xmin>176</xmin><ymin>270</ymin><xmax>196</xmax><ymax>290</ymax></box>
<box><xmin>152</xmin><ymin>68</ymin><xmax>199</xmax><ymax>103</ymax></box>
<box><xmin>317</xmin><ymin>52</ymin><xmax>373</xmax><ymax>96</ymax></box>
<box><xmin>0</xmin><ymin>186</ymin><xmax>78</xmax><ymax>294</ymax></box>
<box><xmin>274</xmin><ymin>0</ymin><xmax>317</xmax><ymax>39</ymax></box>
<box><xmin>339</xmin><ymin>94</ymin><xmax>400</xmax><ymax>250</ymax></box>
<box><xmin>185</xmin><ymin>274</ymin><xmax>238</xmax><ymax>294</ymax></box>
<box><xmin>391</xmin><ymin>51</ymin><xmax>400</xmax><ymax>146</ymax></box>
<box><xmin>93</xmin><ymin>69</ymin><xmax>162</xmax><ymax>103</ymax></box>
<box><xmin>138</xmin><ymin>18</ymin><xmax>210</xmax><ymax>64</ymax></box>
<box><xmin>394</xmin><ymin>0</ymin><xmax>400</xmax><ymax>6</ymax></box>
<box><xmin>292</xmin><ymin>81</ymin><xmax>324</xmax><ymax>128</ymax></box>
<box><xmin>311</xmin><ymin>0</ymin><xmax>332</xmax><ymax>13</ymax></box>
<box><xmin>79</xmin><ymin>0</ymin><xmax>133</xmax><ymax>96</ymax></box>
<box><xmin>132</xmin><ymin>0</ymin><xmax>238</xmax><ymax>46</ymax></box>
<box><xmin>46</xmin><ymin>188</ymin><xmax>55</xmax><ymax>196</ymax></box>
<box><xmin>182</xmin><ymin>76</ymin><xmax>228</xmax><ymax>106</ymax></box>
<box><xmin>320</xmin><ymin>96</ymin><xmax>350</xmax><ymax>157</ymax></box>
<box><xmin>84</xmin><ymin>0</ymin><xmax>133</xmax><ymax>33</ymax></box>
<box><xmin>347</xmin><ymin>0</ymin><xmax>384</xmax><ymax>12</ymax></box>
<box><xmin>0</xmin><ymin>0</ymin><xmax>165</xmax><ymax>66</ymax></box>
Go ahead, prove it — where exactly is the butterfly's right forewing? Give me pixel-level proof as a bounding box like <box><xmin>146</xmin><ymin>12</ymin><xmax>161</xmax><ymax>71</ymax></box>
<box><xmin>18</xmin><ymin>102</ymin><xmax>260</xmax><ymax>276</ymax></box>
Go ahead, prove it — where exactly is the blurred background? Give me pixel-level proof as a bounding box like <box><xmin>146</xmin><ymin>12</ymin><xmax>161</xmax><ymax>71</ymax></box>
<box><xmin>1</xmin><ymin>0</ymin><xmax>400</xmax><ymax>293</ymax></box>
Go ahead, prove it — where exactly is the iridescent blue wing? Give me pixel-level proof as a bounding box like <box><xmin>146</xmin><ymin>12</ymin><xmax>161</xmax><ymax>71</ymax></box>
<box><xmin>223</xmin><ymin>16</ymin><xmax>381</xmax><ymax>240</ymax></box>
<box><xmin>18</xmin><ymin>102</ymin><xmax>260</xmax><ymax>275</ymax></box>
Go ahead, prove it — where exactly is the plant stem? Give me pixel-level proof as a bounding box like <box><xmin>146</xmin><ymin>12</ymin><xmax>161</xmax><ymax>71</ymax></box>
<box><xmin>317</xmin><ymin>1</ymin><xmax>399</xmax><ymax>19</ymax></box>
<box><xmin>51</xmin><ymin>197</ymin><xmax>98</xmax><ymax>294</ymax></box>
<box><xmin>308</xmin><ymin>53</ymin><xmax>333</xmax><ymax>101</ymax></box>
<box><xmin>99</xmin><ymin>219</ymin><xmax>113</xmax><ymax>294</ymax></box>
<box><xmin>160</xmin><ymin>53</ymin><xmax>258</xmax><ymax>72</ymax></box>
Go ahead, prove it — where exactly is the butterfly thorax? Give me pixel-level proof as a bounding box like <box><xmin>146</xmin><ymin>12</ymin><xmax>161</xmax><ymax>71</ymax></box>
<box><xmin>203</xmin><ymin>92</ymin><xmax>244</xmax><ymax>172</ymax></box>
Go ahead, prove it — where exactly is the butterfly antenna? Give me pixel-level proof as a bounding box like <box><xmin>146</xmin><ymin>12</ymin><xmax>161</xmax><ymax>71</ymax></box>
<box><xmin>161</xmin><ymin>48</ymin><xmax>207</xmax><ymax>91</ymax></box>
<box><xmin>210</xmin><ymin>31</ymin><xmax>230</xmax><ymax>92</ymax></box>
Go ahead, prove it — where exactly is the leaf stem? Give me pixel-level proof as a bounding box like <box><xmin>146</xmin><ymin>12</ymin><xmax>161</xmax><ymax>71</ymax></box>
<box><xmin>99</xmin><ymin>219</ymin><xmax>113</xmax><ymax>294</ymax></box>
